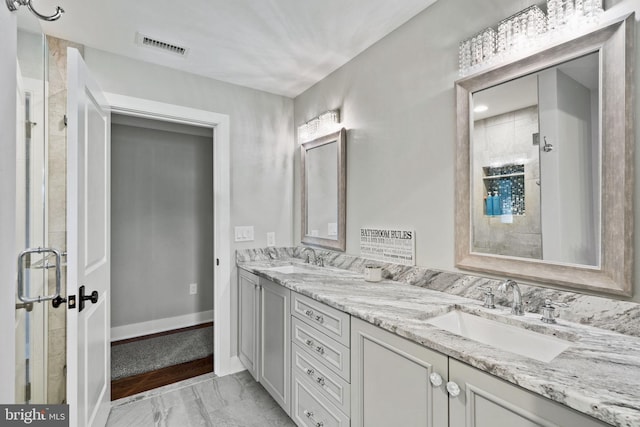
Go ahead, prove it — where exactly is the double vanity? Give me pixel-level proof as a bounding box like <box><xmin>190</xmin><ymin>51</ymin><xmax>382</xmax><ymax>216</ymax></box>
<box><xmin>237</xmin><ymin>247</ymin><xmax>640</xmax><ymax>427</ymax></box>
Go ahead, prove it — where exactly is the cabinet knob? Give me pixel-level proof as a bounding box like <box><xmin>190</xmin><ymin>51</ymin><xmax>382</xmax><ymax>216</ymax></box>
<box><xmin>305</xmin><ymin>309</ymin><xmax>314</xmax><ymax>317</ymax></box>
<box><xmin>314</xmin><ymin>314</ymin><xmax>324</xmax><ymax>323</ymax></box>
<box><xmin>316</xmin><ymin>376</ymin><xmax>326</xmax><ymax>386</ymax></box>
<box><xmin>446</xmin><ymin>381</ymin><xmax>461</xmax><ymax>398</ymax></box>
<box><xmin>305</xmin><ymin>368</ymin><xmax>315</xmax><ymax>376</ymax></box>
<box><xmin>303</xmin><ymin>409</ymin><xmax>324</xmax><ymax>427</ymax></box>
<box><xmin>305</xmin><ymin>339</ymin><xmax>314</xmax><ymax>347</ymax></box>
<box><xmin>429</xmin><ymin>372</ymin><xmax>443</xmax><ymax>387</ymax></box>
<box><xmin>315</xmin><ymin>346</ymin><xmax>325</xmax><ymax>355</ymax></box>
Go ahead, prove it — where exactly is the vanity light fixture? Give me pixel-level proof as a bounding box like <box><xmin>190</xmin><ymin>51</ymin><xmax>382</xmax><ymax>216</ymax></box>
<box><xmin>458</xmin><ymin>0</ymin><xmax>604</xmax><ymax>77</ymax></box>
<box><xmin>298</xmin><ymin>109</ymin><xmax>340</xmax><ymax>143</ymax></box>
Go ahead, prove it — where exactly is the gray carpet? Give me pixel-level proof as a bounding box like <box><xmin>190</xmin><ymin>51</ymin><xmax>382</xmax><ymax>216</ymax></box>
<box><xmin>111</xmin><ymin>326</ymin><xmax>213</xmax><ymax>380</ymax></box>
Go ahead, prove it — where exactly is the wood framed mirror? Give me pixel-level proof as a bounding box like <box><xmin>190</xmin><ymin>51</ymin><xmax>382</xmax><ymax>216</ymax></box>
<box><xmin>455</xmin><ymin>13</ymin><xmax>634</xmax><ymax>295</ymax></box>
<box><xmin>301</xmin><ymin>128</ymin><xmax>347</xmax><ymax>251</ymax></box>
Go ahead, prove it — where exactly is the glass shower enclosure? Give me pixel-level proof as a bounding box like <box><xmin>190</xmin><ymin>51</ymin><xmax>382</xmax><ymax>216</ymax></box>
<box><xmin>15</xmin><ymin>25</ymin><xmax>66</xmax><ymax>405</ymax></box>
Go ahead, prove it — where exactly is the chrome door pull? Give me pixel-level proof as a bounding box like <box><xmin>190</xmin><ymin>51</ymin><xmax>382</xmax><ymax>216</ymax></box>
<box><xmin>17</xmin><ymin>247</ymin><xmax>61</xmax><ymax>303</ymax></box>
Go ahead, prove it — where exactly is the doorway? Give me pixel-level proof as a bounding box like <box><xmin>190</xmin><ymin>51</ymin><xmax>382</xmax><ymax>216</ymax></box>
<box><xmin>109</xmin><ymin>113</ymin><xmax>215</xmax><ymax>398</ymax></box>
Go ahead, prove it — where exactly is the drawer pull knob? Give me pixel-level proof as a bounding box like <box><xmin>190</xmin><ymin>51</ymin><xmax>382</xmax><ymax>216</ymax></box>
<box><xmin>303</xmin><ymin>409</ymin><xmax>324</xmax><ymax>427</ymax></box>
<box><xmin>316</xmin><ymin>376</ymin><xmax>325</xmax><ymax>386</ymax></box>
<box><xmin>306</xmin><ymin>368</ymin><xmax>315</xmax><ymax>376</ymax></box>
<box><xmin>429</xmin><ymin>372</ymin><xmax>443</xmax><ymax>387</ymax></box>
<box><xmin>305</xmin><ymin>339</ymin><xmax>314</xmax><ymax>347</ymax></box>
<box><xmin>305</xmin><ymin>309</ymin><xmax>314</xmax><ymax>317</ymax></box>
<box><xmin>315</xmin><ymin>346</ymin><xmax>325</xmax><ymax>355</ymax></box>
<box><xmin>446</xmin><ymin>381</ymin><xmax>461</xmax><ymax>398</ymax></box>
<box><xmin>314</xmin><ymin>314</ymin><xmax>324</xmax><ymax>323</ymax></box>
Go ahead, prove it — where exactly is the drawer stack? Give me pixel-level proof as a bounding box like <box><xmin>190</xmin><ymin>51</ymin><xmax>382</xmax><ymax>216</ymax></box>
<box><xmin>290</xmin><ymin>292</ymin><xmax>351</xmax><ymax>427</ymax></box>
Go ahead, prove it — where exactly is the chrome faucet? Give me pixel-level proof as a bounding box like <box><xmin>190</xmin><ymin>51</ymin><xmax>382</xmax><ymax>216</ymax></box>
<box><xmin>498</xmin><ymin>279</ymin><xmax>524</xmax><ymax>316</ymax></box>
<box><xmin>301</xmin><ymin>247</ymin><xmax>317</xmax><ymax>265</ymax></box>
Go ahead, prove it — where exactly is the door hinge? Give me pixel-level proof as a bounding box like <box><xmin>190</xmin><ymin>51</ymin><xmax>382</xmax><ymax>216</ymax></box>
<box><xmin>216</xmin><ymin>258</ymin><xmax>220</xmax><ymax>266</ymax></box>
<box><xmin>25</xmin><ymin>382</ymin><xmax>31</xmax><ymax>402</ymax></box>
<box><xmin>68</xmin><ymin>295</ymin><xmax>76</xmax><ymax>309</ymax></box>
<box><xmin>63</xmin><ymin>115</ymin><xmax>68</xmax><ymax>127</ymax></box>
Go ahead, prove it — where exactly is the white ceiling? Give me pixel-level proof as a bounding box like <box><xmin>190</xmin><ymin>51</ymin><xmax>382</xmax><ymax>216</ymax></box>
<box><xmin>22</xmin><ymin>0</ymin><xmax>438</xmax><ymax>97</ymax></box>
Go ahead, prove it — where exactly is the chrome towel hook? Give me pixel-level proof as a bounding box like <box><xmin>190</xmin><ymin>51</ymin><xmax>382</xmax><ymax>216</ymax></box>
<box><xmin>6</xmin><ymin>0</ymin><xmax>64</xmax><ymax>21</ymax></box>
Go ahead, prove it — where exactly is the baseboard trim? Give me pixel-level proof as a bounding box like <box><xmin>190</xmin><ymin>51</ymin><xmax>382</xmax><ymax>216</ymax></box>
<box><xmin>111</xmin><ymin>310</ymin><xmax>214</xmax><ymax>342</ymax></box>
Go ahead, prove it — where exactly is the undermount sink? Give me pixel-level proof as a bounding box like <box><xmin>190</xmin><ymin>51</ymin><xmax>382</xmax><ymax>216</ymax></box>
<box><xmin>426</xmin><ymin>310</ymin><xmax>571</xmax><ymax>363</ymax></box>
<box><xmin>264</xmin><ymin>265</ymin><xmax>322</xmax><ymax>274</ymax></box>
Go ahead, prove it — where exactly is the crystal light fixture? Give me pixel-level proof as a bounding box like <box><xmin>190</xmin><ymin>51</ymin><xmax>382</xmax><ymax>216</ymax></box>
<box><xmin>458</xmin><ymin>0</ymin><xmax>604</xmax><ymax>77</ymax></box>
<box><xmin>298</xmin><ymin>109</ymin><xmax>340</xmax><ymax>143</ymax></box>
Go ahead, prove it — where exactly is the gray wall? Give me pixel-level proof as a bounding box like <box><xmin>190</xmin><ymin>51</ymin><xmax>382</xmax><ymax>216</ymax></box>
<box><xmin>84</xmin><ymin>48</ymin><xmax>295</xmax><ymax>343</ymax></box>
<box><xmin>293</xmin><ymin>0</ymin><xmax>640</xmax><ymax>301</ymax></box>
<box><xmin>111</xmin><ymin>116</ymin><xmax>214</xmax><ymax>327</ymax></box>
<box><xmin>84</xmin><ymin>48</ymin><xmax>294</xmax><ymax>253</ymax></box>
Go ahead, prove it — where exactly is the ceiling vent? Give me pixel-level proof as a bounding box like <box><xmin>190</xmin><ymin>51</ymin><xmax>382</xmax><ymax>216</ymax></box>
<box><xmin>135</xmin><ymin>33</ymin><xmax>189</xmax><ymax>57</ymax></box>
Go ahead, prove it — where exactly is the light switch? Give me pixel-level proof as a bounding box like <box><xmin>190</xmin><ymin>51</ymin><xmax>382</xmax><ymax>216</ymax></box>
<box><xmin>267</xmin><ymin>232</ymin><xmax>276</xmax><ymax>247</ymax></box>
<box><xmin>234</xmin><ymin>226</ymin><xmax>254</xmax><ymax>242</ymax></box>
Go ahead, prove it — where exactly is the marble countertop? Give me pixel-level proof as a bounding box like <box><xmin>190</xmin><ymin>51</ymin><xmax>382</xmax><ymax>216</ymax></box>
<box><xmin>237</xmin><ymin>257</ymin><xmax>640</xmax><ymax>427</ymax></box>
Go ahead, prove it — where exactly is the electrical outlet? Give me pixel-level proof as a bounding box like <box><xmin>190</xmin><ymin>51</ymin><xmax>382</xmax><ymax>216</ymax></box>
<box><xmin>267</xmin><ymin>232</ymin><xmax>276</xmax><ymax>247</ymax></box>
<box><xmin>189</xmin><ymin>283</ymin><xmax>197</xmax><ymax>295</ymax></box>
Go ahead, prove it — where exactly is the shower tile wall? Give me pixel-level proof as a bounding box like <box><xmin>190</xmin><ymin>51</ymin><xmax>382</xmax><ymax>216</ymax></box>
<box><xmin>472</xmin><ymin>105</ymin><xmax>542</xmax><ymax>259</ymax></box>
<box><xmin>46</xmin><ymin>36</ymin><xmax>84</xmax><ymax>404</ymax></box>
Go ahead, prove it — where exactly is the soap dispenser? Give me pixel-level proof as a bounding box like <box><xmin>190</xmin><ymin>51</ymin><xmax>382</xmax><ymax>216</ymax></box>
<box><xmin>485</xmin><ymin>192</ymin><xmax>493</xmax><ymax>216</ymax></box>
<box><xmin>492</xmin><ymin>191</ymin><xmax>501</xmax><ymax>215</ymax></box>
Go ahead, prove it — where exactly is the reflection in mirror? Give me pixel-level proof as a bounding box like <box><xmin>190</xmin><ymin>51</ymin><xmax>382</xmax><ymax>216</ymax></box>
<box><xmin>471</xmin><ymin>52</ymin><xmax>600</xmax><ymax>266</ymax></box>
<box><xmin>301</xmin><ymin>128</ymin><xmax>346</xmax><ymax>251</ymax></box>
<box><xmin>306</xmin><ymin>141</ymin><xmax>338</xmax><ymax>239</ymax></box>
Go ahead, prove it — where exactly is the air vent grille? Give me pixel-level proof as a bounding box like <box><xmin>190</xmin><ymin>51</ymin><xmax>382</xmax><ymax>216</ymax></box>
<box><xmin>136</xmin><ymin>33</ymin><xmax>189</xmax><ymax>57</ymax></box>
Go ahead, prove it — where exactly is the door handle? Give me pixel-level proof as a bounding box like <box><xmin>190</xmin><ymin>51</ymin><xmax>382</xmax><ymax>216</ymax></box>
<box><xmin>79</xmin><ymin>285</ymin><xmax>98</xmax><ymax>312</ymax></box>
<box><xmin>17</xmin><ymin>247</ymin><xmax>61</xmax><ymax>303</ymax></box>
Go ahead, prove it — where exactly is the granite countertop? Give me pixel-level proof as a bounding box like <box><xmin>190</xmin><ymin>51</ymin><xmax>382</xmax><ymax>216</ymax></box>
<box><xmin>237</xmin><ymin>256</ymin><xmax>640</xmax><ymax>427</ymax></box>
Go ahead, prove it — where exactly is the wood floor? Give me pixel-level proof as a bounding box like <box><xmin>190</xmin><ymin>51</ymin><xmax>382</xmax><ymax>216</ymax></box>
<box><xmin>111</xmin><ymin>323</ymin><xmax>214</xmax><ymax>401</ymax></box>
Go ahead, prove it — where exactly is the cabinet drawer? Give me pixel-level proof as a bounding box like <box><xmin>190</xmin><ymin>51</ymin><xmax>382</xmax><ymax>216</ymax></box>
<box><xmin>293</xmin><ymin>343</ymin><xmax>351</xmax><ymax>415</ymax></box>
<box><xmin>292</xmin><ymin>292</ymin><xmax>350</xmax><ymax>347</ymax></box>
<box><xmin>292</xmin><ymin>317</ymin><xmax>350</xmax><ymax>381</ymax></box>
<box><xmin>292</xmin><ymin>371</ymin><xmax>350</xmax><ymax>427</ymax></box>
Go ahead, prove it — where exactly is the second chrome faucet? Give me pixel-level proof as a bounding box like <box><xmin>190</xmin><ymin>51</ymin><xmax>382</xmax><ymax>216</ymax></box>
<box><xmin>498</xmin><ymin>279</ymin><xmax>524</xmax><ymax>316</ymax></box>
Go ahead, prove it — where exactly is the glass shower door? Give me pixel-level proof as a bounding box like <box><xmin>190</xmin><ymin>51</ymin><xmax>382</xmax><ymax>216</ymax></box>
<box><xmin>15</xmin><ymin>28</ymin><xmax>51</xmax><ymax>404</ymax></box>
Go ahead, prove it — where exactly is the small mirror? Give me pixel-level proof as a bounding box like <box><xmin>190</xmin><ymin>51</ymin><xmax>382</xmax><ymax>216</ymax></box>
<box><xmin>455</xmin><ymin>15</ymin><xmax>634</xmax><ymax>296</ymax></box>
<box><xmin>301</xmin><ymin>128</ymin><xmax>346</xmax><ymax>251</ymax></box>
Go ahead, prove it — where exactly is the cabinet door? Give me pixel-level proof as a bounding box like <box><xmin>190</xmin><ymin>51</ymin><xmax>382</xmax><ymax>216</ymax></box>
<box><xmin>238</xmin><ymin>269</ymin><xmax>259</xmax><ymax>380</ymax></box>
<box><xmin>259</xmin><ymin>278</ymin><xmax>291</xmax><ymax>415</ymax></box>
<box><xmin>448</xmin><ymin>359</ymin><xmax>610</xmax><ymax>427</ymax></box>
<box><xmin>351</xmin><ymin>317</ymin><xmax>448</xmax><ymax>427</ymax></box>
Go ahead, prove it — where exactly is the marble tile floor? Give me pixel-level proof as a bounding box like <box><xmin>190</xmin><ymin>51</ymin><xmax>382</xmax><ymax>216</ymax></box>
<box><xmin>107</xmin><ymin>371</ymin><xmax>295</xmax><ymax>427</ymax></box>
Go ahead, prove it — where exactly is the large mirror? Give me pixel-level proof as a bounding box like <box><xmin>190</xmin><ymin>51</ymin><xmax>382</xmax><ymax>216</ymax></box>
<box><xmin>455</xmin><ymin>14</ymin><xmax>634</xmax><ymax>295</ymax></box>
<box><xmin>301</xmin><ymin>128</ymin><xmax>346</xmax><ymax>251</ymax></box>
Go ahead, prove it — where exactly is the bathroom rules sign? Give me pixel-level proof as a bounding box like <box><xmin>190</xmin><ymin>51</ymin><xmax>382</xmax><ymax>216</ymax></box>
<box><xmin>360</xmin><ymin>228</ymin><xmax>416</xmax><ymax>266</ymax></box>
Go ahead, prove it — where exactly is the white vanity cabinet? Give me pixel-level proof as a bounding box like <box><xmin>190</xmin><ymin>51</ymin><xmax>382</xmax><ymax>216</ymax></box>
<box><xmin>290</xmin><ymin>292</ymin><xmax>352</xmax><ymax>427</ymax></box>
<box><xmin>448</xmin><ymin>359</ymin><xmax>610</xmax><ymax>427</ymax></box>
<box><xmin>237</xmin><ymin>269</ymin><xmax>291</xmax><ymax>415</ymax></box>
<box><xmin>351</xmin><ymin>318</ymin><xmax>611</xmax><ymax>427</ymax></box>
<box><xmin>238</xmin><ymin>269</ymin><xmax>260</xmax><ymax>380</ymax></box>
<box><xmin>259</xmin><ymin>277</ymin><xmax>291</xmax><ymax>415</ymax></box>
<box><xmin>350</xmin><ymin>317</ymin><xmax>449</xmax><ymax>427</ymax></box>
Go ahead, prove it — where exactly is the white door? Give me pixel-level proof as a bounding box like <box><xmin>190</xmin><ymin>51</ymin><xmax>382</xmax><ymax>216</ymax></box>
<box><xmin>66</xmin><ymin>48</ymin><xmax>111</xmax><ymax>427</ymax></box>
